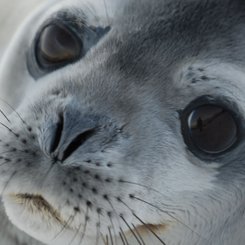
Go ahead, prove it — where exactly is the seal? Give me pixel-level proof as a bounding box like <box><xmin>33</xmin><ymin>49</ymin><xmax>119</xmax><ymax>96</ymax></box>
<box><xmin>1</xmin><ymin>0</ymin><xmax>245</xmax><ymax>244</ymax></box>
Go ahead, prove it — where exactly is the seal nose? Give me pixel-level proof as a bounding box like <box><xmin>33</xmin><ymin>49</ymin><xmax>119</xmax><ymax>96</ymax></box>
<box><xmin>42</xmin><ymin>109</ymin><xmax>99</xmax><ymax>162</ymax></box>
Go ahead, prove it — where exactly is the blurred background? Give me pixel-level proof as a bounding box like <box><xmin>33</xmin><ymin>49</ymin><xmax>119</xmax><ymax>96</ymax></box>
<box><xmin>0</xmin><ymin>0</ymin><xmax>44</xmax><ymax>56</ymax></box>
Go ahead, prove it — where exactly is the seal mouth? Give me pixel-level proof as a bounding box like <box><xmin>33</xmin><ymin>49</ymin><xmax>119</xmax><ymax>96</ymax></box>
<box><xmin>9</xmin><ymin>193</ymin><xmax>65</xmax><ymax>225</ymax></box>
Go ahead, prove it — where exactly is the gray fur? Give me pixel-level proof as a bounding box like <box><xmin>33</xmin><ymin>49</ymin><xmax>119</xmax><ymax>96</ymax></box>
<box><xmin>0</xmin><ymin>0</ymin><xmax>245</xmax><ymax>244</ymax></box>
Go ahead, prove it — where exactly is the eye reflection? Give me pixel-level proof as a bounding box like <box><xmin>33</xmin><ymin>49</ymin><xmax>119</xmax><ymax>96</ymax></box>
<box><xmin>37</xmin><ymin>24</ymin><xmax>82</xmax><ymax>67</ymax></box>
<box><xmin>187</xmin><ymin>105</ymin><xmax>238</xmax><ymax>154</ymax></box>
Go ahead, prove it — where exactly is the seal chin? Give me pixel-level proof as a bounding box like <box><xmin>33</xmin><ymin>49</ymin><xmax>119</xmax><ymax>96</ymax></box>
<box><xmin>3</xmin><ymin>193</ymin><xmax>170</xmax><ymax>245</ymax></box>
<box><xmin>2</xmin><ymin>193</ymin><xmax>78</xmax><ymax>245</ymax></box>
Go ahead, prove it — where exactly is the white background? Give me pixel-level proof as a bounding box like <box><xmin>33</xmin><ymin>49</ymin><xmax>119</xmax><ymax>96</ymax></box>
<box><xmin>0</xmin><ymin>0</ymin><xmax>45</xmax><ymax>56</ymax></box>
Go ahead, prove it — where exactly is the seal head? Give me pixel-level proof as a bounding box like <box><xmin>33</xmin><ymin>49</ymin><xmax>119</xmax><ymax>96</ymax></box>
<box><xmin>1</xmin><ymin>0</ymin><xmax>245</xmax><ymax>244</ymax></box>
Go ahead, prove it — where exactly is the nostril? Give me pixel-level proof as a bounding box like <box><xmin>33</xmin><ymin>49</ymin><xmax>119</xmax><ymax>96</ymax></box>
<box><xmin>50</xmin><ymin>113</ymin><xmax>64</xmax><ymax>154</ymax></box>
<box><xmin>42</xmin><ymin>110</ymin><xmax>100</xmax><ymax>162</ymax></box>
<box><xmin>61</xmin><ymin>128</ymin><xmax>96</xmax><ymax>161</ymax></box>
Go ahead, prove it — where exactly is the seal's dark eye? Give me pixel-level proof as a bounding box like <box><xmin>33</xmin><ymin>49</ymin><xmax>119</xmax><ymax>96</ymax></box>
<box><xmin>181</xmin><ymin>97</ymin><xmax>240</xmax><ymax>158</ymax></box>
<box><xmin>188</xmin><ymin>105</ymin><xmax>237</xmax><ymax>153</ymax></box>
<box><xmin>36</xmin><ymin>24</ymin><xmax>81</xmax><ymax>68</ymax></box>
<box><xmin>28</xmin><ymin>17</ymin><xmax>111</xmax><ymax>78</ymax></box>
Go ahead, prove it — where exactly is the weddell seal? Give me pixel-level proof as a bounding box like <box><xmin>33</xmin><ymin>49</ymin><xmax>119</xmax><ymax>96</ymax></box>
<box><xmin>1</xmin><ymin>0</ymin><xmax>245</xmax><ymax>244</ymax></box>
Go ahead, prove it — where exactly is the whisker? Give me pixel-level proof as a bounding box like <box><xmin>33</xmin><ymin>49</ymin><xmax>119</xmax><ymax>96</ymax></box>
<box><xmin>1</xmin><ymin>170</ymin><xmax>17</xmax><ymax>196</ymax></box>
<box><xmin>68</xmin><ymin>224</ymin><xmax>81</xmax><ymax>245</ymax></box>
<box><xmin>120</xmin><ymin>215</ymin><xmax>142</xmax><ymax>245</ymax></box>
<box><xmin>53</xmin><ymin>214</ymin><xmax>75</xmax><ymax>240</ymax></box>
<box><xmin>0</xmin><ymin>122</ymin><xmax>19</xmax><ymax>137</ymax></box>
<box><xmin>68</xmin><ymin>205</ymin><xmax>89</xmax><ymax>245</ymax></box>
<box><xmin>132</xmin><ymin>195</ymin><xmax>179</xmax><ymax>220</ymax></box>
<box><xmin>95</xmin><ymin>214</ymin><xmax>101</xmax><ymax>245</ymax></box>
<box><xmin>101</xmin><ymin>232</ymin><xmax>108</xmax><ymax>245</ymax></box>
<box><xmin>117</xmin><ymin>197</ymin><xmax>132</xmax><ymax>212</ymax></box>
<box><xmin>131</xmin><ymin>223</ymin><xmax>146</xmax><ymax>245</ymax></box>
<box><xmin>68</xmin><ymin>208</ymin><xmax>86</xmax><ymax>245</ymax></box>
<box><xmin>78</xmin><ymin>206</ymin><xmax>89</xmax><ymax>245</ymax></box>
<box><xmin>109</xmin><ymin>214</ymin><xmax>118</xmax><ymax>245</ymax></box>
<box><xmin>119</xmin><ymin>232</ymin><xmax>126</xmax><ymax>245</ymax></box>
<box><xmin>108</xmin><ymin>226</ymin><xmax>114</xmax><ymax>245</ymax></box>
<box><xmin>133</xmin><ymin>213</ymin><xmax>167</xmax><ymax>245</ymax></box>
<box><xmin>119</xmin><ymin>180</ymin><xmax>178</xmax><ymax>208</ymax></box>
<box><xmin>118</xmin><ymin>199</ymin><xmax>166</xmax><ymax>245</ymax></box>
<box><xmin>131</xmin><ymin>195</ymin><xmax>207</xmax><ymax>241</ymax></box>
<box><xmin>101</xmin><ymin>233</ymin><xmax>109</xmax><ymax>245</ymax></box>
<box><xmin>0</xmin><ymin>108</ymin><xmax>11</xmax><ymax>123</ymax></box>
<box><xmin>105</xmin><ymin>198</ymin><xmax>121</xmax><ymax>244</ymax></box>
<box><xmin>0</xmin><ymin>161</ymin><xmax>11</xmax><ymax>167</ymax></box>
<box><xmin>0</xmin><ymin>98</ymin><xmax>28</xmax><ymax>126</ymax></box>
<box><xmin>119</xmin><ymin>228</ymin><xmax>129</xmax><ymax>245</ymax></box>
<box><xmin>0</xmin><ymin>150</ymin><xmax>17</xmax><ymax>155</ymax></box>
<box><xmin>119</xmin><ymin>180</ymin><xmax>161</xmax><ymax>193</ymax></box>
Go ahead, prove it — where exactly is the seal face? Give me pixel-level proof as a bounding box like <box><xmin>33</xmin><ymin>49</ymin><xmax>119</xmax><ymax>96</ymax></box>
<box><xmin>1</xmin><ymin>0</ymin><xmax>245</xmax><ymax>244</ymax></box>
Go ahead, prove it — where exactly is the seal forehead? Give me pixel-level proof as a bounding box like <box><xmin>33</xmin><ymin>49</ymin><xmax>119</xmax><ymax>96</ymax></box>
<box><xmin>121</xmin><ymin>0</ymin><xmax>245</xmax><ymax>61</ymax></box>
<box><xmin>64</xmin><ymin>0</ymin><xmax>245</xmax><ymax>91</ymax></box>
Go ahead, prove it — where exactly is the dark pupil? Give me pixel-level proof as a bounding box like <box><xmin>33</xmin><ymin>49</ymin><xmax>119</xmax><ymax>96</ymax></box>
<box><xmin>38</xmin><ymin>24</ymin><xmax>80</xmax><ymax>65</ymax></box>
<box><xmin>188</xmin><ymin>105</ymin><xmax>237</xmax><ymax>154</ymax></box>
